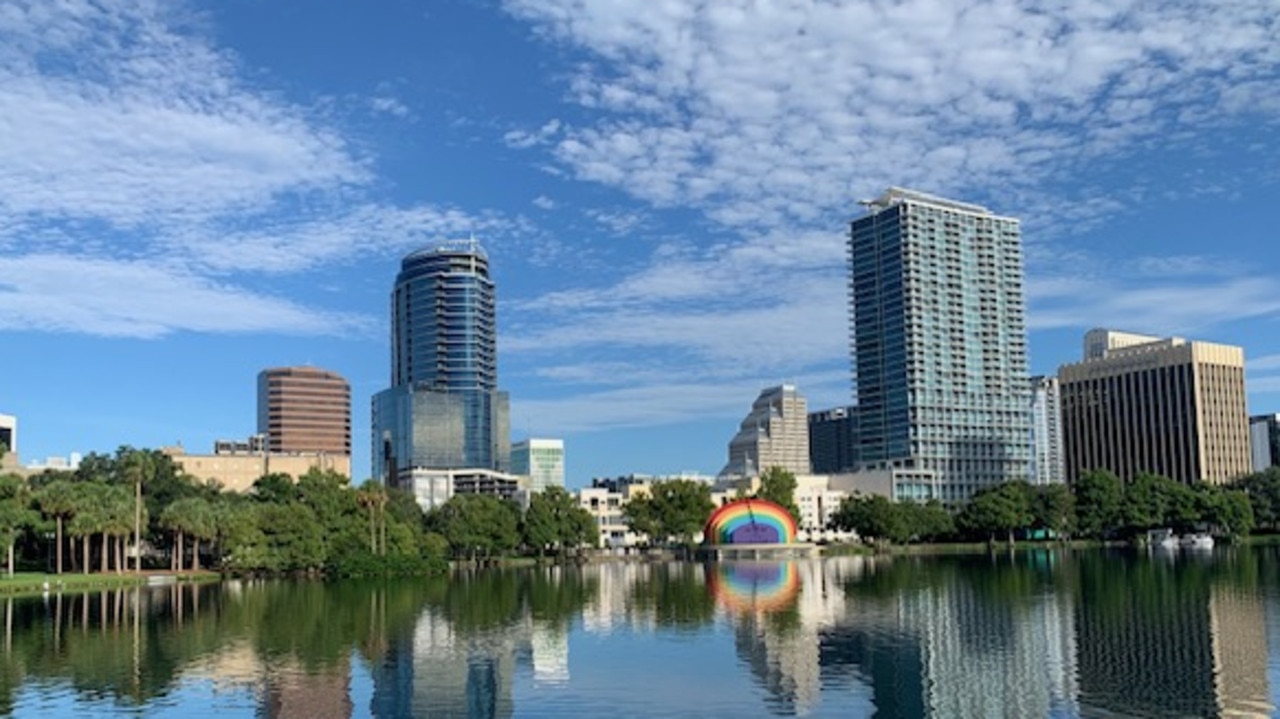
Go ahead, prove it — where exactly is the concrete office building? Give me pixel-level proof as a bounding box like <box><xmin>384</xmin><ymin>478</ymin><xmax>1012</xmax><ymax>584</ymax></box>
<box><xmin>721</xmin><ymin>385</ymin><xmax>811</xmax><ymax>478</ymax></box>
<box><xmin>808</xmin><ymin>406</ymin><xmax>859</xmax><ymax>474</ymax></box>
<box><xmin>849</xmin><ymin>187</ymin><xmax>1032</xmax><ymax>502</ymax></box>
<box><xmin>372</xmin><ymin>240</ymin><xmax>511</xmax><ymax>498</ymax></box>
<box><xmin>511</xmin><ymin>438</ymin><xmax>565</xmax><ymax>492</ymax></box>
<box><xmin>1250</xmin><ymin>414</ymin><xmax>1280</xmax><ymax>472</ymax></box>
<box><xmin>164</xmin><ymin>441</ymin><xmax>350</xmax><ymax>493</ymax></box>
<box><xmin>1059</xmin><ymin>331</ymin><xmax>1250</xmax><ymax>485</ymax></box>
<box><xmin>257</xmin><ymin>366</ymin><xmax>351</xmax><ymax>456</ymax></box>
<box><xmin>1030</xmin><ymin>376</ymin><xmax>1065</xmax><ymax>485</ymax></box>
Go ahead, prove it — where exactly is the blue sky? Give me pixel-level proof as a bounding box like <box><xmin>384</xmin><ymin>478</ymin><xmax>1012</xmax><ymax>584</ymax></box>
<box><xmin>2</xmin><ymin>0</ymin><xmax>1279</xmax><ymax>487</ymax></box>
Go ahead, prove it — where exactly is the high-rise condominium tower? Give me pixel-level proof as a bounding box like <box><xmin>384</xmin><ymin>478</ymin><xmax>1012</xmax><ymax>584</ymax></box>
<box><xmin>721</xmin><ymin>385</ymin><xmax>811</xmax><ymax>477</ymax></box>
<box><xmin>257</xmin><ymin>367</ymin><xmax>351</xmax><ymax>456</ymax></box>
<box><xmin>1059</xmin><ymin>331</ymin><xmax>1250</xmax><ymax>484</ymax></box>
<box><xmin>1030</xmin><ymin>376</ymin><xmax>1065</xmax><ymax>485</ymax></box>
<box><xmin>849</xmin><ymin>187</ymin><xmax>1031</xmax><ymax>502</ymax></box>
<box><xmin>372</xmin><ymin>240</ymin><xmax>510</xmax><ymax>485</ymax></box>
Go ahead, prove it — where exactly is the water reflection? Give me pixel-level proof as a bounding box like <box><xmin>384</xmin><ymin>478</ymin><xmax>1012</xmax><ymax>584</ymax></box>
<box><xmin>3</xmin><ymin>548</ymin><xmax>1280</xmax><ymax>717</ymax></box>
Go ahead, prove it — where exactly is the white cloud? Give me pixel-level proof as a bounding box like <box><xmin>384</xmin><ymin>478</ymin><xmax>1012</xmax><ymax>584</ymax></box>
<box><xmin>512</xmin><ymin>367</ymin><xmax>849</xmax><ymax>433</ymax></box>
<box><xmin>1248</xmin><ymin>376</ymin><xmax>1280</xmax><ymax>394</ymax></box>
<box><xmin>503</xmin><ymin>0</ymin><xmax>1280</xmax><ymax>231</ymax></box>
<box><xmin>0</xmin><ymin>254</ymin><xmax>369</xmax><ymax>338</ymax></box>
<box><xmin>1029</xmin><ymin>277</ymin><xmax>1280</xmax><ymax>335</ymax></box>
<box><xmin>371</xmin><ymin>95</ymin><xmax>410</xmax><ymax>117</ymax></box>
<box><xmin>0</xmin><ymin>0</ymin><xmax>523</xmax><ymax>336</ymax></box>
<box><xmin>585</xmin><ymin>208</ymin><xmax>645</xmax><ymax>235</ymax></box>
<box><xmin>503</xmin><ymin>118</ymin><xmax>562</xmax><ymax>149</ymax></box>
<box><xmin>162</xmin><ymin>204</ymin><xmax>518</xmax><ymax>275</ymax></box>
<box><xmin>1249</xmin><ymin>355</ymin><xmax>1280</xmax><ymax>372</ymax></box>
<box><xmin>0</xmin><ymin>0</ymin><xmax>367</xmax><ymax>228</ymax></box>
<box><xmin>533</xmin><ymin>195</ymin><xmax>557</xmax><ymax>210</ymax></box>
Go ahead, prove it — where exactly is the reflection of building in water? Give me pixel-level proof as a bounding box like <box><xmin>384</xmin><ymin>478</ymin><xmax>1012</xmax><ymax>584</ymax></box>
<box><xmin>1074</xmin><ymin>561</ymin><xmax>1273</xmax><ymax>718</ymax></box>
<box><xmin>904</xmin><ymin>568</ymin><xmax>1077</xmax><ymax>717</ymax></box>
<box><xmin>530</xmin><ymin>625</ymin><xmax>569</xmax><ymax>685</ymax></box>
<box><xmin>261</xmin><ymin>656</ymin><xmax>352</xmax><ymax>719</ymax></box>
<box><xmin>819</xmin><ymin>555</ymin><xmax>1076</xmax><ymax>718</ymax></box>
<box><xmin>729</xmin><ymin>560</ymin><xmax>850</xmax><ymax>716</ymax></box>
<box><xmin>1209</xmin><ymin>585</ymin><xmax>1272</xmax><ymax>718</ymax></box>
<box><xmin>371</xmin><ymin>600</ymin><xmax>577</xmax><ymax>718</ymax></box>
<box><xmin>413</xmin><ymin>610</ymin><xmax>519</xmax><ymax>718</ymax></box>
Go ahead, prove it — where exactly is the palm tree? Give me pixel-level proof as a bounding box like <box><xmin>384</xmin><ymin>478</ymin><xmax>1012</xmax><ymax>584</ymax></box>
<box><xmin>162</xmin><ymin>497</ymin><xmax>214</xmax><ymax>572</ymax></box>
<box><xmin>0</xmin><ymin>475</ymin><xmax>36</xmax><ymax>578</ymax></box>
<box><xmin>187</xmin><ymin>500</ymin><xmax>215</xmax><ymax>572</ymax></box>
<box><xmin>102</xmin><ymin>485</ymin><xmax>135</xmax><ymax>574</ymax></box>
<box><xmin>37</xmin><ymin>479</ymin><xmax>79</xmax><ymax>575</ymax></box>
<box><xmin>68</xmin><ymin>491</ymin><xmax>103</xmax><ymax>575</ymax></box>
<box><xmin>120</xmin><ymin>449</ymin><xmax>155</xmax><ymax>572</ymax></box>
<box><xmin>356</xmin><ymin>481</ymin><xmax>388</xmax><ymax>556</ymax></box>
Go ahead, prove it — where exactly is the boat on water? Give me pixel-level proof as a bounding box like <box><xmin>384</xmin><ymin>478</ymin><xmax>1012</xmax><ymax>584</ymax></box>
<box><xmin>1148</xmin><ymin>528</ymin><xmax>1180</xmax><ymax>550</ymax></box>
<box><xmin>1180</xmin><ymin>533</ymin><xmax>1214</xmax><ymax>550</ymax></box>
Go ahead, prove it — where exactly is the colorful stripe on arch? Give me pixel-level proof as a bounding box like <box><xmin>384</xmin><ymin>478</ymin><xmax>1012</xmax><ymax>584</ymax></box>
<box><xmin>703</xmin><ymin>498</ymin><xmax>798</xmax><ymax>545</ymax></box>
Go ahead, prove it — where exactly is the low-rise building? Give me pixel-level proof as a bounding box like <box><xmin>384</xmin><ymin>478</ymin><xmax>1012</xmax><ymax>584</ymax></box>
<box><xmin>163</xmin><ymin>443</ymin><xmax>350</xmax><ymax>493</ymax></box>
<box><xmin>401</xmin><ymin>467</ymin><xmax>524</xmax><ymax>512</ymax></box>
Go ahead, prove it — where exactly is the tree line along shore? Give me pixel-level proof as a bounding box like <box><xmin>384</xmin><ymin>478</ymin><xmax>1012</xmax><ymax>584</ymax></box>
<box><xmin>4</xmin><ymin>445</ymin><xmax>1279</xmax><ymax>590</ymax></box>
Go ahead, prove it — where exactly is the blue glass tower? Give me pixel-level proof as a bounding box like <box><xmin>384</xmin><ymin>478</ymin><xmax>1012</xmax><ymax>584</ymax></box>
<box><xmin>849</xmin><ymin>188</ymin><xmax>1031</xmax><ymax>503</ymax></box>
<box><xmin>372</xmin><ymin>240</ymin><xmax>510</xmax><ymax>484</ymax></box>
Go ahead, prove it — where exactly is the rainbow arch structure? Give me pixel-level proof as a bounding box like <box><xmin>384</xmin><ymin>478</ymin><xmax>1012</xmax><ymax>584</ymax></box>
<box><xmin>703</xmin><ymin>498</ymin><xmax>798</xmax><ymax>545</ymax></box>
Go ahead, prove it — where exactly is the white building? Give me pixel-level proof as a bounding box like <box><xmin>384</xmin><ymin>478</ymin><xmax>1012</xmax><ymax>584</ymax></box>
<box><xmin>402</xmin><ymin>467</ymin><xmax>522</xmax><ymax>512</ymax></box>
<box><xmin>577</xmin><ymin>486</ymin><xmax>638</xmax><ymax>548</ymax></box>
<box><xmin>1030</xmin><ymin>376</ymin><xmax>1065</xmax><ymax>484</ymax></box>
<box><xmin>721</xmin><ymin>385</ymin><xmax>811</xmax><ymax>478</ymax></box>
<box><xmin>511</xmin><ymin>438</ymin><xmax>565</xmax><ymax>492</ymax></box>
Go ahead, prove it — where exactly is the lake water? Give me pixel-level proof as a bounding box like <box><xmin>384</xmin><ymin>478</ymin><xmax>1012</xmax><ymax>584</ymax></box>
<box><xmin>4</xmin><ymin>546</ymin><xmax>1280</xmax><ymax>718</ymax></box>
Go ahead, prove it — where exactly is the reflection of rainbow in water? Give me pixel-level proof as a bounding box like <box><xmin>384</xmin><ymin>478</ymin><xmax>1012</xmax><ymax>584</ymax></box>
<box><xmin>707</xmin><ymin>562</ymin><xmax>800</xmax><ymax>613</ymax></box>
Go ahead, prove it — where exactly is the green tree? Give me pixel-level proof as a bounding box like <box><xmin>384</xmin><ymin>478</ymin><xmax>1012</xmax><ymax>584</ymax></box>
<box><xmin>356</xmin><ymin>481</ymin><xmax>388</xmax><ymax>556</ymax></box>
<box><xmin>1074</xmin><ymin>469</ymin><xmax>1124</xmax><ymax>539</ymax></box>
<box><xmin>228</xmin><ymin>503</ymin><xmax>326</xmax><ymax>573</ymax></box>
<box><xmin>119</xmin><ymin>446</ymin><xmax>157</xmax><ymax>571</ymax></box>
<box><xmin>757</xmin><ymin>466</ymin><xmax>802</xmax><ymax>524</ymax></box>
<box><xmin>1232</xmin><ymin>467</ymin><xmax>1280</xmax><ymax>531</ymax></box>
<box><xmin>522</xmin><ymin>486</ymin><xmax>597</xmax><ymax>556</ymax></box>
<box><xmin>1031</xmin><ymin>483</ymin><xmax>1075</xmax><ymax>538</ymax></box>
<box><xmin>622</xmin><ymin>479</ymin><xmax>713</xmax><ymax>547</ymax></box>
<box><xmin>0</xmin><ymin>473</ymin><xmax>37</xmax><ymax>577</ymax></box>
<box><xmin>252</xmin><ymin>473</ymin><xmax>298</xmax><ymax>503</ymax></box>
<box><xmin>67</xmin><ymin>484</ymin><xmax>104</xmax><ymax>574</ymax></box>
<box><xmin>831</xmin><ymin>494</ymin><xmax>911</xmax><ymax>544</ymax></box>
<box><xmin>910</xmin><ymin>499</ymin><xmax>956</xmax><ymax>541</ymax></box>
<box><xmin>431</xmin><ymin>494</ymin><xmax>521</xmax><ymax>559</ymax></box>
<box><xmin>162</xmin><ymin>497</ymin><xmax>216</xmax><ymax>571</ymax></box>
<box><xmin>1121</xmin><ymin>473</ymin><xmax>1199</xmax><ymax>535</ymax></box>
<box><xmin>958</xmin><ymin>481</ymin><xmax>1033</xmax><ymax>543</ymax></box>
<box><xmin>38</xmin><ymin>478</ymin><xmax>80</xmax><ymax>574</ymax></box>
<box><xmin>1199</xmin><ymin>487</ymin><xmax>1254</xmax><ymax>538</ymax></box>
<box><xmin>98</xmin><ymin>483</ymin><xmax>135</xmax><ymax>573</ymax></box>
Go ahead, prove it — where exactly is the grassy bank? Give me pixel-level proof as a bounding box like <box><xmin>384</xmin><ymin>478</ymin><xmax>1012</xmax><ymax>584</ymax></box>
<box><xmin>0</xmin><ymin>571</ymin><xmax>220</xmax><ymax>596</ymax></box>
<box><xmin>822</xmin><ymin>539</ymin><xmax>1113</xmax><ymax>557</ymax></box>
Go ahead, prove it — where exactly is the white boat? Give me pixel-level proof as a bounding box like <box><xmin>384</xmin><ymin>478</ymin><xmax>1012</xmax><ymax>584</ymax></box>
<box><xmin>1180</xmin><ymin>533</ymin><xmax>1214</xmax><ymax>550</ymax></box>
<box><xmin>1148</xmin><ymin>528</ymin><xmax>1179</xmax><ymax>550</ymax></box>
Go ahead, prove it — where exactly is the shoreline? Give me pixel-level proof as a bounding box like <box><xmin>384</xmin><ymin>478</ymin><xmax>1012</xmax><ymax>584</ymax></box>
<box><xmin>0</xmin><ymin>570</ymin><xmax>220</xmax><ymax>597</ymax></box>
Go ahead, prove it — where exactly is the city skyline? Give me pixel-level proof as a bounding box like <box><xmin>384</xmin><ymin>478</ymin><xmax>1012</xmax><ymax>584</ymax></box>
<box><xmin>3</xmin><ymin>1</ymin><xmax>1279</xmax><ymax>486</ymax></box>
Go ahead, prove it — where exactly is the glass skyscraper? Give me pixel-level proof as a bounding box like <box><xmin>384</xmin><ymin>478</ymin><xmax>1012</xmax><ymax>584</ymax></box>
<box><xmin>849</xmin><ymin>187</ymin><xmax>1031</xmax><ymax>502</ymax></box>
<box><xmin>372</xmin><ymin>240</ymin><xmax>510</xmax><ymax>484</ymax></box>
